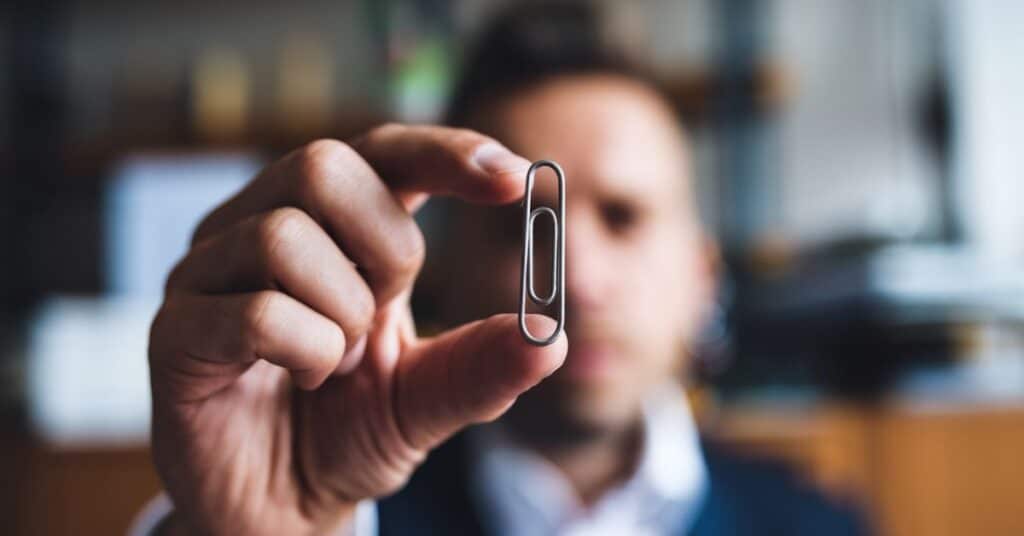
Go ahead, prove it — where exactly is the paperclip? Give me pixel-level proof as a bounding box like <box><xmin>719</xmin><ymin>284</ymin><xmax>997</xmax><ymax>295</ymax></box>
<box><xmin>518</xmin><ymin>160</ymin><xmax>566</xmax><ymax>346</ymax></box>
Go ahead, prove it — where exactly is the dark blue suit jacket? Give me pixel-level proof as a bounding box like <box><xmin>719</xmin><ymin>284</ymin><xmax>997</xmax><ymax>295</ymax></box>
<box><xmin>378</xmin><ymin>433</ymin><xmax>870</xmax><ymax>535</ymax></box>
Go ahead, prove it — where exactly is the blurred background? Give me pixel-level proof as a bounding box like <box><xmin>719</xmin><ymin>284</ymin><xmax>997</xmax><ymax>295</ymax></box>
<box><xmin>2</xmin><ymin>0</ymin><xmax>1024</xmax><ymax>534</ymax></box>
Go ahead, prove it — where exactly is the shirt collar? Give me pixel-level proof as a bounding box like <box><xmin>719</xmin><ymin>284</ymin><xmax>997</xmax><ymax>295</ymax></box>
<box><xmin>468</xmin><ymin>382</ymin><xmax>708</xmax><ymax>536</ymax></box>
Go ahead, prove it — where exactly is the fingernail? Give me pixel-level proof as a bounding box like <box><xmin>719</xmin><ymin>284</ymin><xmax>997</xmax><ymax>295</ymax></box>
<box><xmin>335</xmin><ymin>335</ymin><xmax>367</xmax><ymax>375</ymax></box>
<box><xmin>473</xmin><ymin>143</ymin><xmax>531</xmax><ymax>175</ymax></box>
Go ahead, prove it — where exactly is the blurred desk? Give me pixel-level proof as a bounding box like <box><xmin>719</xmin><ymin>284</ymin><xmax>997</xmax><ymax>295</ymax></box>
<box><xmin>3</xmin><ymin>402</ymin><xmax>1024</xmax><ymax>535</ymax></box>
<box><xmin>706</xmin><ymin>401</ymin><xmax>1024</xmax><ymax>536</ymax></box>
<box><xmin>0</xmin><ymin>434</ymin><xmax>161</xmax><ymax>535</ymax></box>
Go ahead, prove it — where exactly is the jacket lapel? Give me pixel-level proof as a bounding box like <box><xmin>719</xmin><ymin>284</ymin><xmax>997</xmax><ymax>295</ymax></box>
<box><xmin>378</xmin><ymin>433</ymin><xmax>488</xmax><ymax>536</ymax></box>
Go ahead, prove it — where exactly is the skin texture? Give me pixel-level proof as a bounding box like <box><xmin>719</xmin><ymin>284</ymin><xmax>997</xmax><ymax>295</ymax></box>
<box><xmin>148</xmin><ymin>75</ymin><xmax>715</xmax><ymax>533</ymax></box>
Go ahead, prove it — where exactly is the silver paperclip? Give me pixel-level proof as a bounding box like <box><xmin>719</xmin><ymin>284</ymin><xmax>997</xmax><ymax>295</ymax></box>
<box><xmin>518</xmin><ymin>160</ymin><xmax>566</xmax><ymax>346</ymax></box>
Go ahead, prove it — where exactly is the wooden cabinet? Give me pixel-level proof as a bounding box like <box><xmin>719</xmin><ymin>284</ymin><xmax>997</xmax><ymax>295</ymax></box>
<box><xmin>706</xmin><ymin>403</ymin><xmax>1024</xmax><ymax>536</ymax></box>
<box><xmin>0</xmin><ymin>439</ymin><xmax>162</xmax><ymax>535</ymax></box>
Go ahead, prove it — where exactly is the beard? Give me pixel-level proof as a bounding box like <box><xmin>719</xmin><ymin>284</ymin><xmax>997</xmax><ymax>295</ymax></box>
<box><xmin>497</xmin><ymin>369</ymin><xmax>647</xmax><ymax>449</ymax></box>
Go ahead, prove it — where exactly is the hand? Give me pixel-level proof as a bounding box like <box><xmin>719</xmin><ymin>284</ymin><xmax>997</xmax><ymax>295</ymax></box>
<box><xmin>148</xmin><ymin>125</ymin><xmax>567</xmax><ymax>535</ymax></box>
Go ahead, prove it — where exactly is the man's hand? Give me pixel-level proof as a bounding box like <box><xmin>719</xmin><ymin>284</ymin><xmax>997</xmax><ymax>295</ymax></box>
<box><xmin>148</xmin><ymin>125</ymin><xmax>567</xmax><ymax>535</ymax></box>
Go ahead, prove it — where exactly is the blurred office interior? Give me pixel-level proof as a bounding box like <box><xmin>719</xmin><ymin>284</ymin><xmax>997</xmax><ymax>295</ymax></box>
<box><xmin>2</xmin><ymin>0</ymin><xmax>1024</xmax><ymax>534</ymax></box>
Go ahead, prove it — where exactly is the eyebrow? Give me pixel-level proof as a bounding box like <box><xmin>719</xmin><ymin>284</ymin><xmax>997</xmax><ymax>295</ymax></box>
<box><xmin>596</xmin><ymin>171</ymin><xmax>683</xmax><ymax>204</ymax></box>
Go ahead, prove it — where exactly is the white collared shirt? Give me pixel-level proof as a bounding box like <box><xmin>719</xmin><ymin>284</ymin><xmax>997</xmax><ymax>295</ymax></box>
<box><xmin>133</xmin><ymin>383</ymin><xmax>706</xmax><ymax>536</ymax></box>
<box><xmin>468</xmin><ymin>383</ymin><xmax>708</xmax><ymax>536</ymax></box>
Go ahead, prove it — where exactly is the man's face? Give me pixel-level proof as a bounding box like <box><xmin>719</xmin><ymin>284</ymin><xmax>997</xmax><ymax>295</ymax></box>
<box><xmin>442</xmin><ymin>75</ymin><xmax>715</xmax><ymax>436</ymax></box>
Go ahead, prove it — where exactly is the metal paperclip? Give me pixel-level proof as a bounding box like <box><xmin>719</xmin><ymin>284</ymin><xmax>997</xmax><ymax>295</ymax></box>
<box><xmin>518</xmin><ymin>160</ymin><xmax>566</xmax><ymax>346</ymax></box>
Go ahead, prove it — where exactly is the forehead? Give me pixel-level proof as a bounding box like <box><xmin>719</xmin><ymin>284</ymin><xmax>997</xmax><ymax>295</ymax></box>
<box><xmin>486</xmin><ymin>75</ymin><xmax>691</xmax><ymax>201</ymax></box>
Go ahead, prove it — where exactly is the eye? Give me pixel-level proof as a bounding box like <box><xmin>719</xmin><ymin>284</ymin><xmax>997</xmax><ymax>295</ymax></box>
<box><xmin>601</xmin><ymin>200</ymin><xmax>641</xmax><ymax>235</ymax></box>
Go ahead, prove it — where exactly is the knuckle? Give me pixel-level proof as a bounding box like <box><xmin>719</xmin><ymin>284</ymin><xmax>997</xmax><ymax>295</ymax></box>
<box><xmin>386</xmin><ymin>223</ymin><xmax>426</xmax><ymax>279</ymax></box>
<box><xmin>294</xmin><ymin>139</ymin><xmax>356</xmax><ymax>200</ymax></box>
<box><xmin>257</xmin><ymin>207</ymin><xmax>309</xmax><ymax>257</ymax></box>
<box><xmin>364</xmin><ymin>122</ymin><xmax>406</xmax><ymax>143</ymax></box>
<box><xmin>303</xmin><ymin>138</ymin><xmax>356</xmax><ymax>163</ymax></box>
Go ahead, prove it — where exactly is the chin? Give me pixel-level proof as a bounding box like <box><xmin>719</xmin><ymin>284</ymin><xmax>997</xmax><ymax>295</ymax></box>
<box><xmin>564</xmin><ymin>385</ymin><xmax>643</xmax><ymax>430</ymax></box>
<box><xmin>508</xmin><ymin>376</ymin><xmax>646</xmax><ymax>441</ymax></box>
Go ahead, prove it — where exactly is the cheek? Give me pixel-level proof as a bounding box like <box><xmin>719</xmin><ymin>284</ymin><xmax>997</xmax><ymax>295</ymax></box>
<box><xmin>623</xmin><ymin>230</ymin><xmax>700</xmax><ymax>356</ymax></box>
<box><xmin>630</xmin><ymin>231</ymin><xmax>688</xmax><ymax>307</ymax></box>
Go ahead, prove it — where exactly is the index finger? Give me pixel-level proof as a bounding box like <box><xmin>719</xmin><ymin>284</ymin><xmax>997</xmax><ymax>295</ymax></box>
<box><xmin>351</xmin><ymin>123</ymin><xmax>532</xmax><ymax>211</ymax></box>
<box><xmin>193</xmin><ymin>124</ymin><xmax>531</xmax><ymax>245</ymax></box>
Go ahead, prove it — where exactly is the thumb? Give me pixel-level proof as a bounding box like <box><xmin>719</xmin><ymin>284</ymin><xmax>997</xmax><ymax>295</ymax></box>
<box><xmin>394</xmin><ymin>314</ymin><xmax>567</xmax><ymax>451</ymax></box>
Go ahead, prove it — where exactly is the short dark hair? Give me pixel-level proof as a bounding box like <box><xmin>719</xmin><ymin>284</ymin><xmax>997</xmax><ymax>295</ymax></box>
<box><xmin>445</xmin><ymin>2</ymin><xmax>668</xmax><ymax>127</ymax></box>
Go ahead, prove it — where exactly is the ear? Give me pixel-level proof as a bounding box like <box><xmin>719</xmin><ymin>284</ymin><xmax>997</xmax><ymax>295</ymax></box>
<box><xmin>676</xmin><ymin>232</ymin><xmax>723</xmax><ymax>384</ymax></box>
<box><xmin>694</xmin><ymin>233</ymin><xmax>722</xmax><ymax>316</ymax></box>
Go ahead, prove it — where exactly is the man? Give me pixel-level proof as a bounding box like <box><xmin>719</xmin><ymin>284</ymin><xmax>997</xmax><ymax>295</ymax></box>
<box><xmin>144</xmin><ymin>5</ymin><xmax>867</xmax><ymax>535</ymax></box>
